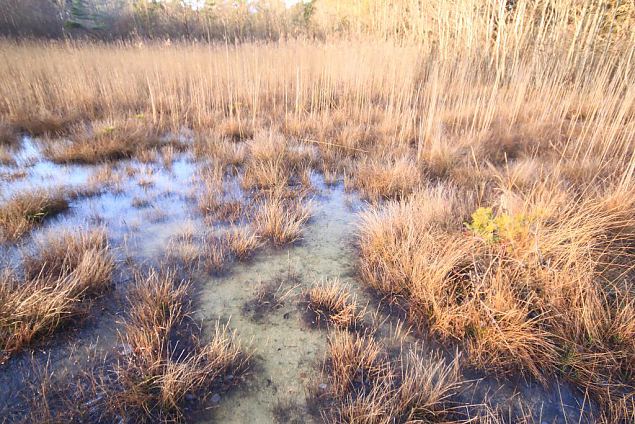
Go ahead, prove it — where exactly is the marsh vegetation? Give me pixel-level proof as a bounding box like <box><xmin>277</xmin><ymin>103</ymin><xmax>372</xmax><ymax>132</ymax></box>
<box><xmin>0</xmin><ymin>0</ymin><xmax>634</xmax><ymax>423</ymax></box>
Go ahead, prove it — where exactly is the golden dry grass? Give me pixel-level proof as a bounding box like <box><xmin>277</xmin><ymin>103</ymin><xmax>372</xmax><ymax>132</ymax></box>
<box><xmin>253</xmin><ymin>191</ymin><xmax>312</xmax><ymax>246</ymax></box>
<box><xmin>321</xmin><ymin>332</ymin><xmax>464</xmax><ymax>423</ymax></box>
<box><xmin>347</xmin><ymin>157</ymin><xmax>421</xmax><ymax>201</ymax></box>
<box><xmin>198</xmin><ymin>172</ymin><xmax>245</xmax><ymax>224</ymax></box>
<box><xmin>325</xmin><ymin>331</ymin><xmax>385</xmax><ymax>397</ymax></box>
<box><xmin>43</xmin><ymin>118</ymin><xmax>165</xmax><ymax>164</ymax></box>
<box><xmin>356</xmin><ymin>183</ymin><xmax>635</xmax><ymax>416</ymax></box>
<box><xmin>0</xmin><ymin>189</ymin><xmax>70</xmax><ymax>242</ymax></box>
<box><xmin>0</xmin><ymin>229</ymin><xmax>113</xmax><ymax>360</ymax></box>
<box><xmin>0</xmin><ymin>120</ymin><xmax>18</xmax><ymax>147</ymax></box>
<box><xmin>111</xmin><ymin>268</ymin><xmax>248</xmax><ymax>422</ymax></box>
<box><xmin>0</xmin><ymin>1</ymin><xmax>633</xmax><ymax>420</ymax></box>
<box><xmin>203</xmin><ymin>235</ymin><xmax>230</xmax><ymax>273</ymax></box>
<box><xmin>224</xmin><ymin>225</ymin><xmax>263</xmax><ymax>261</ymax></box>
<box><xmin>307</xmin><ymin>279</ymin><xmax>363</xmax><ymax>330</ymax></box>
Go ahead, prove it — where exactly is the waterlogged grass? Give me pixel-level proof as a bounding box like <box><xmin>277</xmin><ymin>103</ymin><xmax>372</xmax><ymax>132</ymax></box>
<box><xmin>0</xmin><ymin>230</ymin><xmax>114</xmax><ymax>361</ymax></box>
<box><xmin>108</xmin><ymin>269</ymin><xmax>249</xmax><ymax>422</ymax></box>
<box><xmin>0</xmin><ymin>2</ymin><xmax>634</xmax><ymax>421</ymax></box>
<box><xmin>0</xmin><ymin>189</ymin><xmax>70</xmax><ymax>242</ymax></box>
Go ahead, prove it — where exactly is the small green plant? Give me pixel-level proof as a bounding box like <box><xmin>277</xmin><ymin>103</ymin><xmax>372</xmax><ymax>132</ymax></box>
<box><xmin>466</xmin><ymin>207</ymin><xmax>497</xmax><ymax>242</ymax></box>
<box><xmin>100</xmin><ymin>125</ymin><xmax>115</xmax><ymax>135</ymax></box>
<box><xmin>466</xmin><ymin>207</ymin><xmax>529</xmax><ymax>243</ymax></box>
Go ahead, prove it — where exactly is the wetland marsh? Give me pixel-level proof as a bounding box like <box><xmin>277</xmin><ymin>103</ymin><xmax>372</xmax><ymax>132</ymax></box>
<box><xmin>1</xmin><ymin>1</ymin><xmax>634</xmax><ymax>422</ymax></box>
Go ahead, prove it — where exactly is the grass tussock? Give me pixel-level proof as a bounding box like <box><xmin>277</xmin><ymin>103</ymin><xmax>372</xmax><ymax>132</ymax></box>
<box><xmin>0</xmin><ymin>229</ymin><xmax>113</xmax><ymax>360</ymax></box>
<box><xmin>0</xmin><ymin>145</ymin><xmax>16</xmax><ymax>166</ymax></box>
<box><xmin>320</xmin><ymin>332</ymin><xmax>464</xmax><ymax>423</ymax></box>
<box><xmin>0</xmin><ymin>120</ymin><xmax>19</xmax><ymax>146</ymax></box>
<box><xmin>202</xmin><ymin>235</ymin><xmax>230</xmax><ymax>274</ymax></box>
<box><xmin>0</xmin><ymin>188</ymin><xmax>70</xmax><ymax>242</ymax></box>
<box><xmin>44</xmin><ymin>119</ymin><xmax>160</xmax><ymax>164</ymax></box>
<box><xmin>325</xmin><ymin>331</ymin><xmax>385</xmax><ymax>397</ymax></box>
<box><xmin>110</xmin><ymin>268</ymin><xmax>248</xmax><ymax>422</ymax></box>
<box><xmin>201</xmin><ymin>226</ymin><xmax>262</xmax><ymax>272</ymax></box>
<box><xmin>241</xmin><ymin>130</ymin><xmax>292</xmax><ymax>192</ymax></box>
<box><xmin>166</xmin><ymin>228</ymin><xmax>203</xmax><ymax>270</ymax></box>
<box><xmin>23</xmin><ymin>228</ymin><xmax>113</xmax><ymax>292</ymax></box>
<box><xmin>10</xmin><ymin>113</ymin><xmax>78</xmax><ymax>137</ymax></box>
<box><xmin>194</xmin><ymin>133</ymin><xmax>247</xmax><ymax>169</ymax></box>
<box><xmin>217</xmin><ymin>116</ymin><xmax>254</xmax><ymax>141</ymax></box>
<box><xmin>306</xmin><ymin>279</ymin><xmax>364</xmax><ymax>330</ymax></box>
<box><xmin>347</xmin><ymin>157</ymin><xmax>421</xmax><ymax>201</ymax></box>
<box><xmin>254</xmin><ymin>191</ymin><xmax>312</xmax><ymax>246</ymax></box>
<box><xmin>197</xmin><ymin>164</ymin><xmax>245</xmax><ymax>223</ymax></box>
<box><xmin>224</xmin><ymin>225</ymin><xmax>262</xmax><ymax>261</ymax></box>
<box><xmin>356</xmin><ymin>184</ymin><xmax>635</xmax><ymax>412</ymax></box>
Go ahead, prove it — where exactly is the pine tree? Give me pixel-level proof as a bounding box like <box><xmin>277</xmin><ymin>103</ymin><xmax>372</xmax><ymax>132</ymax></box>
<box><xmin>64</xmin><ymin>0</ymin><xmax>102</xmax><ymax>30</ymax></box>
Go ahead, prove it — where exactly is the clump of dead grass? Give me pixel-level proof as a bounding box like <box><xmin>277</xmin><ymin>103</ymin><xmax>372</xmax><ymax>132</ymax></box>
<box><xmin>166</xmin><ymin>226</ymin><xmax>203</xmax><ymax>269</ymax></box>
<box><xmin>0</xmin><ymin>120</ymin><xmax>19</xmax><ymax>146</ymax></box>
<box><xmin>0</xmin><ymin>229</ymin><xmax>114</xmax><ymax>360</ymax></box>
<box><xmin>217</xmin><ymin>116</ymin><xmax>254</xmax><ymax>141</ymax></box>
<box><xmin>306</xmin><ymin>278</ymin><xmax>364</xmax><ymax>330</ymax></box>
<box><xmin>10</xmin><ymin>113</ymin><xmax>78</xmax><ymax>136</ymax></box>
<box><xmin>109</xmin><ymin>268</ymin><xmax>248</xmax><ymax>422</ymax></box>
<box><xmin>325</xmin><ymin>331</ymin><xmax>385</xmax><ymax>397</ymax></box>
<box><xmin>348</xmin><ymin>157</ymin><xmax>420</xmax><ymax>201</ymax></box>
<box><xmin>44</xmin><ymin>119</ymin><xmax>160</xmax><ymax>164</ymax></box>
<box><xmin>23</xmin><ymin>228</ymin><xmax>113</xmax><ymax>292</ymax></box>
<box><xmin>203</xmin><ymin>234</ymin><xmax>230</xmax><ymax>273</ymax></box>
<box><xmin>356</xmin><ymin>183</ymin><xmax>635</xmax><ymax>411</ymax></box>
<box><xmin>320</xmin><ymin>332</ymin><xmax>464</xmax><ymax>423</ymax></box>
<box><xmin>0</xmin><ymin>145</ymin><xmax>17</xmax><ymax>166</ymax></box>
<box><xmin>241</xmin><ymin>130</ymin><xmax>292</xmax><ymax>192</ymax></box>
<box><xmin>194</xmin><ymin>133</ymin><xmax>247</xmax><ymax>170</ymax></box>
<box><xmin>224</xmin><ymin>225</ymin><xmax>262</xmax><ymax>261</ymax></box>
<box><xmin>0</xmin><ymin>188</ymin><xmax>70</xmax><ymax>242</ymax></box>
<box><xmin>197</xmin><ymin>164</ymin><xmax>245</xmax><ymax>223</ymax></box>
<box><xmin>253</xmin><ymin>191</ymin><xmax>312</xmax><ymax>246</ymax></box>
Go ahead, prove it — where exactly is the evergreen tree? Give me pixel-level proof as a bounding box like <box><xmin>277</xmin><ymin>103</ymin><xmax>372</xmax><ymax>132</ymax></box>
<box><xmin>64</xmin><ymin>0</ymin><xmax>101</xmax><ymax>30</ymax></box>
